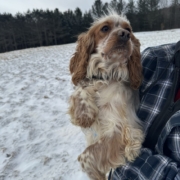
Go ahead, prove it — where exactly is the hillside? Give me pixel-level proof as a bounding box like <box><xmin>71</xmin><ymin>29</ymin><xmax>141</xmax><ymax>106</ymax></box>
<box><xmin>0</xmin><ymin>29</ymin><xmax>180</xmax><ymax>180</ymax></box>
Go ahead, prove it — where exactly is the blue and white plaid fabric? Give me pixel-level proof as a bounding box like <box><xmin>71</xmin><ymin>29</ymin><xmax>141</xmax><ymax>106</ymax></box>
<box><xmin>138</xmin><ymin>43</ymin><xmax>175</xmax><ymax>132</ymax></box>
<box><xmin>111</xmin><ymin>43</ymin><xmax>180</xmax><ymax>180</ymax></box>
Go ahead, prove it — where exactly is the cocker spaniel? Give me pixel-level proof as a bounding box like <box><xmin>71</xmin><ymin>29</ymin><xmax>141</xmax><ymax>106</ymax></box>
<box><xmin>68</xmin><ymin>11</ymin><xmax>144</xmax><ymax>180</ymax></box>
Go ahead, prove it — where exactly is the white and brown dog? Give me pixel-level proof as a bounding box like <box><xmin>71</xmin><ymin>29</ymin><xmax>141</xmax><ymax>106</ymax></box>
<box><xmin>68</xmin><ymin>11</ymin><xmax>144</xmax><ymax>180</ymax></box>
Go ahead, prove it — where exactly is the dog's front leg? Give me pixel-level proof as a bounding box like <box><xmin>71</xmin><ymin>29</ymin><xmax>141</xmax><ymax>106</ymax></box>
<box><xmin>68</xmin><ymin>86</ymin><xmax>98</xmax><ymax>128</ymax></box>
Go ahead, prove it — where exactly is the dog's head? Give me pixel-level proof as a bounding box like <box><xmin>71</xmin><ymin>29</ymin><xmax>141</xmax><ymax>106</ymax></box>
<box><xmin>69</xmin><ymin>11</ymin><xmax>142</xmax><ymax>89</ymax></box>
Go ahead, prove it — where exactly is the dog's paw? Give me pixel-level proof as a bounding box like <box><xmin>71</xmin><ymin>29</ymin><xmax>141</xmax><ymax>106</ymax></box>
<box><xmin>68</xmin><ymin>87</ymin><xmax>98</xmax><ymax>128</ymax></box>
<box><xmin>76</xmin><ymin>113</ymin><xmax>96</xmax><ymax>128</ymax></box>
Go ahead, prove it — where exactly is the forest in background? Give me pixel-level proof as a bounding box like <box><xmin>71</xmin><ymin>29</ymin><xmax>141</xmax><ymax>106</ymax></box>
<box><xmin>0</xmin><ymin>0</ymin><xmax>180</xmax><ymax>53</ymax></box>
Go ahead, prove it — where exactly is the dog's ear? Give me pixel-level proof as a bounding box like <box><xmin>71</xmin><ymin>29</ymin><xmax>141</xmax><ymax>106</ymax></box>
<box><xmin>128</xmin><ymin>35</ymin><xmax>142</xmax><ymax>89</ymax></box>
<box><xmin>69</xmin><ymin>32</ymin><xmax>95</xmax><ymax>85</ymax></box>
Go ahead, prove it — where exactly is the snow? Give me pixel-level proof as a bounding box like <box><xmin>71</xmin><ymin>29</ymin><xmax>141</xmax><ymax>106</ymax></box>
<box><xmin>0</xmin><ymin>29</ymin><xmax>180</xmax><ymax>180</ymax></box>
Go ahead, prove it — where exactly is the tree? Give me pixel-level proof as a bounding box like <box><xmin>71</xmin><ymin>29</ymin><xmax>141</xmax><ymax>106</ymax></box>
<box><xmin>0</xmin><ymin>0</ymin><xmax>180</xmax><ymax>53</ymax></box>
<box><xmin>126</xmin><ymin>0</ymin><xmax>139</xmax><ymax>31</ymax></box>
<box><xmin>102</xmin><ymin>2</ymin><xmax>109</xmax><ymax>14</ymax></box>
<box><xmin>147</xmin><ymin>0</ymin><xmax>160</xmax><ymax>11</ymax></box>
<box><xmin>159</xmin><ymin>0</ymin><xmax>168</xmax><ymax>8</ymax></box>
<box><xmin>137</xmin><ymin>0</ymin><xmax>149</xmax><ymax>30</ymax></box>
<box><xmin>117</xmin><ymin>0</ymin><xmax>127</xmax><ymax>13</ymax></box>
<box><xmin>91</xmin><ymin>0</ymin><xmax>104</xmax><ymax>17</ymax></box>
<box><xmin>147</xmin><ymin>0</ymin><xmax>160</xmax><ymax>30</ymax></box>
<box><xmin>109</xmin><ymin>0</ymin><xmax>126</xmax><ymax>13</ymax></box>
<box><xmin>170</xmin><ymin>0</ymin><xmax>180</xmax><ymax>28</ymax></box>
<box><xmin>82</xmin><ymin>11</ymin><xmax>93</xmax><ymax>30</ymax></box>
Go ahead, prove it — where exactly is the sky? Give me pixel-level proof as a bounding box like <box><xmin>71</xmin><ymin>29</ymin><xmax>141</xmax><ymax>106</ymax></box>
<box><xmin>0</xmin><ymin>0</ymin><xmax>114</xmax><ymax>15</ymax></box>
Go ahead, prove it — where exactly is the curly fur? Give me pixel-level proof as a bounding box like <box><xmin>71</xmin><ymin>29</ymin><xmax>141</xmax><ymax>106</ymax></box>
<box><xmin>68</xmin><ymin>11</ymin><xmax>144</xmax><ymax>180</ymax></box>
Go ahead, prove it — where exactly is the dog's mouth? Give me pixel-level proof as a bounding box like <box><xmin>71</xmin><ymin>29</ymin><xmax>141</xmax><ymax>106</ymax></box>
<box><xmin>100</xmin><ymin>44</ymin><xmax>132</xmax><ymax>64</ymax></box>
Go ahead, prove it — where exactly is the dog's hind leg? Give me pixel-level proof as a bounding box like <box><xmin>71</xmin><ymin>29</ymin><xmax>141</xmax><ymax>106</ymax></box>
<box><xmin>78</xmin><ymin>144</ymin><xmax>107</xmax><ymax>180</ymax></box>
<box><xmin>124</xmin><ymin>127</ymin><xmax>144</xmax><ymax>162</ymax></box>
<box><xmin>78</xmin><ymin>133</ymin><xmax>127</xmax><ymax>180</ymax></box>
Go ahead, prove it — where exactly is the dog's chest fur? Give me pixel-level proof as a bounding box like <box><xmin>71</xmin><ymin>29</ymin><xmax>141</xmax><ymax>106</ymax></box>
<box><xmin>82</xmin><ymin>80</ymin><xmax>140</xmax><ymax>146</ymax></box>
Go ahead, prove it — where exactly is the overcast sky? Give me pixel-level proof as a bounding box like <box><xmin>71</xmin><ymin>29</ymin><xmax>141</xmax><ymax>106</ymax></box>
<box><xmin>0</xmin><ymin>0</ymin><xmax>115</xmax><ymax>15</ymax></box>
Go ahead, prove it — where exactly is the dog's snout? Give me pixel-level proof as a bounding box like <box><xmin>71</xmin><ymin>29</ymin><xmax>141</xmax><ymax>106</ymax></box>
<box><xmin>119</xmin><ymin>30</ymin><xmax>130</xmax><ymax>42</ymax></box>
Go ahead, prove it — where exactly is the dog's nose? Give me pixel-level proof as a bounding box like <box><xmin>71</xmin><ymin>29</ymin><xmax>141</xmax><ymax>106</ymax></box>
<box><xmin>119</xmin><ymin>30</ymin><xmax>130</xmax><ymax>42</ymax></box>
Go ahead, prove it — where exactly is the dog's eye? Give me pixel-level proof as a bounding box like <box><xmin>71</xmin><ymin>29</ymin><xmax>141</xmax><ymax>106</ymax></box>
<box><xmin>125</xmin><ymin>28</ymin><xmax>131</xmax><ymax>32</ymax></box>
<box><xmin>101</xmin><ymin>26</ymin><xmax>109</xmax><ymax>32</ymax></box>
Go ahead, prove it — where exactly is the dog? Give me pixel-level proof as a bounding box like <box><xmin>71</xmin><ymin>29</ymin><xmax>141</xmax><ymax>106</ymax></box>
<box><xmin>68</xmin><ymin>10</ymin><xmax>144</xmax><ymax>180</ymax></box>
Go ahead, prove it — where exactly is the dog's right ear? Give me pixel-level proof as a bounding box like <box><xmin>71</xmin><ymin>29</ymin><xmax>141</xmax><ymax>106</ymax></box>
<box><xmin>69</xmin><ymin>32</ymin><xmax>95</xmax><ymax>86</ymax></box>
<box><xmin>128</xmin><ymin>34</ymin><xmax>142</xmax><ymax>90</ymax></box>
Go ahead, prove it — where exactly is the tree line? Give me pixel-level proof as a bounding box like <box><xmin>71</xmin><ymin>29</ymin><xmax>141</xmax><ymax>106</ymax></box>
<box><xmin>0</xmin><ymin>0</ymin><xmax>180</xmax><ymax>53</ymax></box>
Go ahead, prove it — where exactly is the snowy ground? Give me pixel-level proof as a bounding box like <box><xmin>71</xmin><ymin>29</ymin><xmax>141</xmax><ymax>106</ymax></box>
<box><xmin>0</xmin><ymin>29</ymin><xmax>180</xmax><ymax>180</ymax></box>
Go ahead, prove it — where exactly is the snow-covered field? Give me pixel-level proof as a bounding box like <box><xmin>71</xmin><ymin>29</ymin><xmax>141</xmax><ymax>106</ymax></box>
<box><xmin>0</xmin><ymin>29</ymin><xmax>180</xmax><ymax>180</ymax></box>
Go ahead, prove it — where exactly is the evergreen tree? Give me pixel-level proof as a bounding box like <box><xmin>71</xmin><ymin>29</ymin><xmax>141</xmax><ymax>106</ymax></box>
<box><xmin>117</xmin><ymin>0</ymin><xmax>126</xmax><ymax>13</ymax></box>
<box><xmin>82</xmin><ymin>11</ymin><xmax>93</xmax><ymax>30</ymax></box>
<box><xmin>126</xmin><ymin>0</ymin><xmax>139</xmax><ymax>31</ymax></box>
<box><xmin>137</xmin><ymin>0</ymin><xmax>149</xmax><ymax>31</ymax></box>
<box><xmin>0</xmin><ymin>0</ymin><xmax>180</xmax><ymax>53</ymax></box>
<box><xmin>91</xmin><ymin>0</ymin><xmax>104</xmax><ymax>17</ymax></box>
<box><xmin>109</xmin><ymin>0</ymin><xmax>126</xmax><ymax>13</ymax></box>
<box><xmin>170</xmin><ymin>0</ymin><xmax>180</xmax><ymax>28</ymax></box>
<box><xmin>147</xmin><ymin>0</ymin><xmax>160</xmax><ymax>30</ymax></box>
<box><xmin>102</xmin><ymin>2</ymin><xmax>109</xmax><ymax>14</ymax></box>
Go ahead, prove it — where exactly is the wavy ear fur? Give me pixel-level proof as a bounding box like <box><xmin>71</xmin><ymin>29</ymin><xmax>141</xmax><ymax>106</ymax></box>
<box><xmin>69</xmin><ymin>32</ymin><xmax>95</xmax><ymax>86</ymax></box>
<box><xmin>128</xmin><ymin>35</ymin><xmax>142</xmax><ymax>89</ymax></box>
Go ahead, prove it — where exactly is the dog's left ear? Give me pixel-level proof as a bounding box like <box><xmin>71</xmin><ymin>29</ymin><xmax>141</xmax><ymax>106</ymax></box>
<box><xmin>128</xmin><ymin>35</ymin><xmax>142</xmax><ymax>89</ymax></box>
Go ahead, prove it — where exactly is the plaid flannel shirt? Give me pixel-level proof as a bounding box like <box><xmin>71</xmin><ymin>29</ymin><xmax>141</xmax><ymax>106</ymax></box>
<box><xmin>111</xmin><ymin>43</ymin><xmax>180</xmax><ymax>180</ymax></box>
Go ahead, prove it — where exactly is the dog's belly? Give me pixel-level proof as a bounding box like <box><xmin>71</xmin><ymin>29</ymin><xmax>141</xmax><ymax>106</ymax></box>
<box><xmin>84</xmin><ymin>81</ymin><xmax>137</xmax><ymax>145</ymax></box>
<box><xmin>97</xmin><ymin>83</ymin><xmax>126</xmax><ymax>136</ymax></box>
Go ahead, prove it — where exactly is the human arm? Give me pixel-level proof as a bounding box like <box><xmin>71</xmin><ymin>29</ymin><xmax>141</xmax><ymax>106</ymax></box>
<box><xmin>111</xmin><ymin>146</ymin><xmax>180</xmax><ymax>180</ymax></box>
<box><xmin>110</xmin><ymin>43</ymin><xmax>180</xmax><ymax>180</ymax></box>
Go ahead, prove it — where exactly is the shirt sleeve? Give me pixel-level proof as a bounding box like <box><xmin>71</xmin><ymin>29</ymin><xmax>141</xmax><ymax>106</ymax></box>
<box><xmin>111</xmin><ymin>44</ymin><xmax>179</xmax><ymax>180</ymax></box>
<box><xmin>164</xmin><ymin>126</ymin><xmax>180</xmax><ymax>163</ymax></box>
<box><xmin>111</xmin><ymin>148</ymin><xmax>179</xmax><ymax>180</ymax></box>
